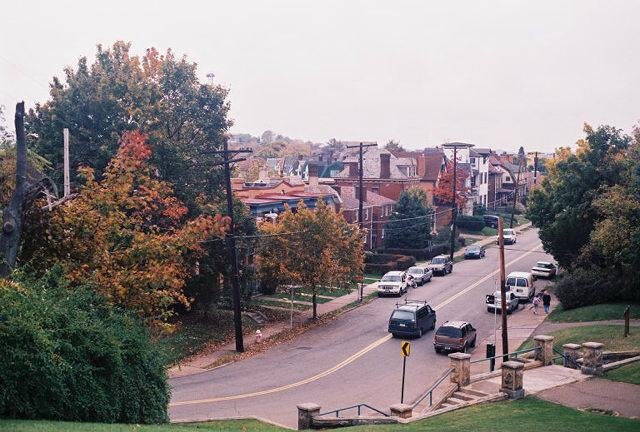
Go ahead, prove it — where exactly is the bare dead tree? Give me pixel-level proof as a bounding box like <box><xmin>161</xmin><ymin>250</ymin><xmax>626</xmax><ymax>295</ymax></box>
<box><xmin>0</xmin><ymin>102</ymin><xmax>27</xmax><ymax>277</ymax></box>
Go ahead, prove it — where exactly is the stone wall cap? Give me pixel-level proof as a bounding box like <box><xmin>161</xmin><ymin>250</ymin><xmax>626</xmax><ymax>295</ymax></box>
<box><xmin>448</xmin><ymin>352</ymin><xmax>472</xmax><ymax>360</ymax></box>
<box><xmin>390</xmin><ymin>403</ymin><xmax>412</xmax><ymax>412</ymax></box>
<box><xmin>534</xmin><ymin>335</ymin><xmax>555</xmax><ymax>341</ymax></box>
<box><xmin>563</xmin><ymin>343</ymin><xmax>582</xmax><ymax>349</ymax></box>
<box><xmin>297</xmin><ymin>403</ymin><xmax>321</xmax><ymax>411</ymax></box>
<box><xmin>502</xmin><ymin>361</ymin><xmax>525</xmax><ymax>369</ymax></box>
<box><xmin>582</xmin><ymin>342</ymin><xmax>604</xmax><ymax>349</ymax></box>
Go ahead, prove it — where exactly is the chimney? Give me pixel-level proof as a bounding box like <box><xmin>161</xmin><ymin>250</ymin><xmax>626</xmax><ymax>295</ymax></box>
<box><xmin>308</xmin><ymin>163</ymin><xmax>319</xmax><ymax>188</ymax></box>
<box><xmin>380</xmin><ymin>153</ymin><xmax>391</xmax><ymax>179</ymax></box>
<box><xmin>348</xmin><ymin>162</ymin><xmax>358</xmax><ymax>178</ymax></box>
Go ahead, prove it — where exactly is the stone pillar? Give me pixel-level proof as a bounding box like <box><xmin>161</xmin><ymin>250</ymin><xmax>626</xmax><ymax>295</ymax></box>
<box><xmin>562</xmin><ymin>343</ymin><xmax>581</xmax><ymax>369</ymax></box>
<box><xmin>297</xmin><ymin>403</ymin><xmax>320</xmax><ymax>430</ymax></box>
<box><xmin>501</xmin><ymin>361</ymin><xmax>525</xmax><ymax>399</ymax></box>
<box><xmin>534</xmin><ymin>335</ymin><xmax>554</xmax><ymax>366</ymax></box>
<box><xmin>449</xmin><ymin>352</ymin><xmax>471</xmax><ymax>386</ymax></box>
<box><xmin>581</xmin><ymin>342</ymin><xmax>604</xmax><ymax>376</ymax></box>
<box><xmin>390</xmin><ymin>403</ymin><xmax>412</xmax><ymax>419</ymax></box>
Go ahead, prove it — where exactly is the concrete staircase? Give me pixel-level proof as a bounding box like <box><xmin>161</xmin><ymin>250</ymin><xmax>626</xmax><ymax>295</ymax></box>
<box><xmin>435</xmin><ymin>388</ymin><xmax>490</xmax><ymax>411</ymax></box>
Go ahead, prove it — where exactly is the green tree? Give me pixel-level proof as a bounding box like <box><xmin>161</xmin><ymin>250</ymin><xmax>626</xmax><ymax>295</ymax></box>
<box><xmin>384</xmin><ymin>188</ymin><xmax>433</xmax><ymax>249</ymax></box>
<box><xmin>26</xmin><ymin>41</ymin><xmax>231</xmax><ymax>212</ymax></box>
<box><xmin>384</xmin><ymin>139</ymin><xmax>405</xmax><ymax>156</ymax></box>
<box><xmin>526</xmin><ymin>124</ymin><xmax>630</xmax><ymax>269</ymax></box>
<box><xmin>256</xmin><ymin>201</ymin><xmax>363</xmax><ymax>319</ymax></box>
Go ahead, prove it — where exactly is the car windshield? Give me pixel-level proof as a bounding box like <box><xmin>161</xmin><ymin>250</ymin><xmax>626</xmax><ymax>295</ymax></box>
<box><xmin>391</xmin><ymin>310</ymin><xmax>414</xmax><ymax>320</ymax></box>
<box><xmin>436</xmin><ymin>326</ymin><xmax>462</xmax><ymax>338</ymax></box>
<box><xmin>432</xmin><ymin>258</ymin><xmax>446</xmax><ymax>264</ymax></box>
<box><xmin>503</xmin><ymin>229</ymin><xmax>514</xmax><ymax>235</ymax></box>
<box><xmin>467</xmin><ymin>246</ymin><xmax>480</xmax><ymax>252</ymax></box>
<box><xmin>537</xmin><ymin>262</ymin><xmax>552</xmax><ymax>269</ymax></box>
<box><xmin>407</xmin><ymin>268</ymin><xmax>422</xmax><ymax>274</ymax></box>
<box><xmin>382</xmin><ymin>275</ymin><xmax>402</xmax><ymax>282</ymax></box>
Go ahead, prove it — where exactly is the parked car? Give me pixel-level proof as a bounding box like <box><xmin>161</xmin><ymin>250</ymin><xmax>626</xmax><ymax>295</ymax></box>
<box><xmin>531</xmin><ymin>261</ymin><xmax>557</xmax><ymax>279</ymax></box>
<box><xmin>427</xmin><ymin>255</ymin><xmax>453</xmax><ymax>276</ymax></box>
<box><xmin>486</xmin><ymin>291</ymin><xmax>519</xmax><ymax>314</ymax></box>
<box><xmin>506</xmin><ymin>271</ymin><xmax>535</xmax><ymax>302</ymax></box>
<box><xmin>406</xmin><ymin>266</ymin><xmax>433</xmax><ymax>285</ymax></box>
<box><xmin>483</xmin><ymin>214</ymin><xmax>500</xmax><ymax>228</ymax></box>
<box><xmin>388</xmin><ymin>300</ymin><xmax>436</xmax><ymax>338</ymax></box>
<box><xmin>464</xmin><ymin>245</ymin><xmax>485</xmax><ymax>259</ymax></box>
<box><xmin>377</xmin><ymin>271</ymin><xmax>408</xmax><ymax>297</ymax></box>
<box><xmin>433</xmin><ymin>321</ymin><xmax>477</xmax><ymax>353</ymax></box>
<box><xmin>500</xmin><ymin>228</ymin><xmax>517</xmax><ymax>245</ymax></box>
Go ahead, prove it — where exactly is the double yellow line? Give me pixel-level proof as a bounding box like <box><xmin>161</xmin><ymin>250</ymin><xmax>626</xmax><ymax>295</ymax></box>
<box><xmin>170</xmin><ymin>243</ymin><xmax>542</xmax><ymax>407</ymax></box>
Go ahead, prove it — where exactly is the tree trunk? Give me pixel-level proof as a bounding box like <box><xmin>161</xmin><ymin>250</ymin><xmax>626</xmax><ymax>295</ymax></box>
<box><xmin>312</xmin><ymin>291</ymin><xmax>317</xmax><ymax>320</ymax></box>
<box><xmin>0</xmin><ymin>102</ymin><xmax>27</xmax><ymax>278</ymax></box>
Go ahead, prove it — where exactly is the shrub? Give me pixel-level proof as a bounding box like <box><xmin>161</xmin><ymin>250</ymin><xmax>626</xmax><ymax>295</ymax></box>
<box><xmin>395</xmin><ymin>255</ymin><xmax>417</xmax><ymax>270</ymax></box>
<box><xmin>456</xmin><ymin>215</ymin><xmax>485</xmax><ymax>231</ymax></box>
<box><xmin>555</xmin><ymin>267</ymin><xmax>620</xmax><ymax>310</ymax></box>
<box><xmin>364</xmin><ymin>262</ymin><xmax>396</xmax><ymax>275</ymax></box>
<box><xmin>0</xmin><ymin>269</ymin><xmax>169</xmax><ymax>424</ymax></box>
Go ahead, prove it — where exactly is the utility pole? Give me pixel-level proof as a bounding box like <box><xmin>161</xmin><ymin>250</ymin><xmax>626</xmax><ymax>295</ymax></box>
<box><xmin>63</xmin><ymin>128</ymin><xmax>70</xmax><ymax>197</ymax></box>
<box><xmin>449</xmin><ymin>146</ymin><xmax>457</xmax><ymax>261</ymax></box>
<box><xmin>509</xmin><ymin>156</ymin><xmax>524</xmax><ymax>228</ymax></box>
<box><xmin>498</xmin><ymin>217</ymin><xmax>509</xmax><ymax>362</ymax></box>
<box><xmin>211</xmin><ymin>142</ymin><xmax>252</xmax><ymax>352</ymax></box>
<box><xmin>533</xmin><ymin>151</ymin><xmax>538</xmax><ymax>185</ymax></box>
<box><xmin>346</xmin><ymin>142</ymin><xmax>376</xmax><ymax>230</ymax></box>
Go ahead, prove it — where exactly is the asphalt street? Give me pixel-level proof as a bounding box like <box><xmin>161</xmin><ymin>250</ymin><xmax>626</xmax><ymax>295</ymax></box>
<box><xmin>169</xmin><ymin>228</ymin><xmax>552</xmax><ymax>428</ymax></box>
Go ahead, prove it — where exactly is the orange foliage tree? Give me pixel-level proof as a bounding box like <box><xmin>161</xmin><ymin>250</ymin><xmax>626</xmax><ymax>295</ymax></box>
<box><xmin>35</xmin><ymin>131</ymin><xmax>228</xmax><ymax>328</ymax></box>
<box><xmin>256</xmin><ymin>201</ymin><xmax>363</xmax><ymax>319</ymax></box>
<box><xmin>433</xmin><ymin>160</ymin><xmax>471</xmax><ymax>208</ymax></box>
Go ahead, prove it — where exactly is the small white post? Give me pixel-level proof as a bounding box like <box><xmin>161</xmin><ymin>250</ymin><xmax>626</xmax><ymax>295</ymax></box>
<box><xmin>63</xmin><ymin>128</ymin><xmax>70</xmax><ymax>197</ymax></box>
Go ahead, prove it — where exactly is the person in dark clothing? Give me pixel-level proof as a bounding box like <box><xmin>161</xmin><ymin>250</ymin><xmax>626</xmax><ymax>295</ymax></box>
<box><xmin>542</xmin><ymin>291</ymin><xmax>552</xmax><ymax>314</ymax></box>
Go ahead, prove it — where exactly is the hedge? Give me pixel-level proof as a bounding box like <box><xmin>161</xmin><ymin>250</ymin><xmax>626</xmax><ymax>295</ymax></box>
<box><xmin>383</xmin><ymin>243</ymin><xmax>451</xmax><ymax>261</ymax></box>
<box><xmin>0</xmin><ymin>269</ymin><xmax>169</xmax><ymax>424</ymax></box>
<box><xmin>456</xmin><ymin>215</ymin><xmax>486</xmax><ymax>231</ymax></box>
<box><xmin>364</xmin><ymin>253</ymin><xmax>416</xmax><ymax>273</ymax></box>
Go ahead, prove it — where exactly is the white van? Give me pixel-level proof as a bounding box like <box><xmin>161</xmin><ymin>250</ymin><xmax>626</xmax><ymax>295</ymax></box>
<box><xmin>505</xmin><ymin>271</ymin><xmax>535</xmax><ymax>302</ymax></box>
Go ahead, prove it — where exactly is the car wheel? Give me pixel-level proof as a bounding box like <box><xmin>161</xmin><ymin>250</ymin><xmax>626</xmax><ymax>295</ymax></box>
<box><xmin>418</xmin><ymin>328</ymin><xmax>423</xmax><ymax>338</ymax></box>
<box><xmin>461</xmin><ymin>344</ymin><xmax>467</xmax><ymax>353</ymax></box>
<box><xmin>471</xmin><ymin>336</ymin><xmax>477</xmax><ymax>348</ymax></box>
<box><xmin>435</xmin><ymin>347</ymin><xmax>442</xmax><ymax>354</ymax></box>
<box><xmin>431</xmin><ymin>321</ymin><xmax>436</xmax><ymax>330</ymax></box>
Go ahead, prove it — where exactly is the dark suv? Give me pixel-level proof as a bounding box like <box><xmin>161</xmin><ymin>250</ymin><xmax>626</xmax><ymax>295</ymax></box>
<box><xmin>433</xmin><ymin>321</ymin><xmax>477</xmax><ymax>353</ymax></box>
<box><xmin>483</xmin><ymin>215</ymin><xmax>500</xmax><ymax>228</ymax></box>
<box><xmin>388</xmin><ymin>300</ymin><xmax>436</xmax><ymax>338</ymax></box>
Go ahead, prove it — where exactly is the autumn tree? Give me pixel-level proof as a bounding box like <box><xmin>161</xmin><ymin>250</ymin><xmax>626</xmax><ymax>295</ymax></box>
<box><xmin>384</xmin><ymin>188</ymin><xmax>433</xmax><ymax>249</ymax></box>
<box><xmin>433</xmin><ymin>160</ymin><xmax>470</xmax><ymax>208</ymax></box>
<box><xmin>26</xmin><ymin>41</ymin><xmax>231</xmax><ymax>211</ymax></box>
<box><xmin>256</xmin><ymin>201</ymin><xmax>363</xmax><ymax>319</ymax></box>
<box><xmin>27</xmin><ymin>131</ymin><xmax>228</xmax><ymax>328</ymax></box>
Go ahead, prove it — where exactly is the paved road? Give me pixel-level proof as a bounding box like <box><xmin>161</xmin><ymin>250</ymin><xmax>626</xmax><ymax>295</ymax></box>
<box><xmin>169</xmin><ymin>228</ymin><xmax>552</xmax><ymax>428</ymax></box>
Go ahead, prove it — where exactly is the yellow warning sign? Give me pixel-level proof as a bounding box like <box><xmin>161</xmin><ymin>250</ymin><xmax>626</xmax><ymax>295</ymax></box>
<box><xmin>401</xmin><ymin>341</ymin><xmax>411</xmax><ymax>357</ymax></box>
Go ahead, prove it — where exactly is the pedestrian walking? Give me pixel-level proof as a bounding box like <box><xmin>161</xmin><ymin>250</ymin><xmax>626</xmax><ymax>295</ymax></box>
<box><xmin>542</xmin><ymin>291</ymin><xmax>552</xmax><ymax>314</ymax></box>
<box><xmin>531</xmin><ymin>295</ymin><xmax>541</xmax><ymax>315</ymax></box>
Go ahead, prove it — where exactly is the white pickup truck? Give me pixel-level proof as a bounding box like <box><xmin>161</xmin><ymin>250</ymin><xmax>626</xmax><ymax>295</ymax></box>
<box><xmin>486</xmin><ymin>291</ymin><xmax>519</xmax><ymax>314</ymax></box>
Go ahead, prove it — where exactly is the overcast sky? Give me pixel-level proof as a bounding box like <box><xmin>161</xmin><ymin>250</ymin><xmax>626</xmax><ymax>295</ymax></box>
<box><xmin>1</xmin><ymin>1</ymin><xmax>638</xmax><ymax>152</ymax></box>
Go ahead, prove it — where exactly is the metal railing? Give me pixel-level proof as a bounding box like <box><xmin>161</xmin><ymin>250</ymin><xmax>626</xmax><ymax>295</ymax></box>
<box><xmin>470</xmin><ymin>346</ymin><xmax>538</xmax><ymax>371</ymax></box>
<box><xmin>317</xmin><ymin>403</ymin><xmax>389</xmax><ymax>418</ymax></box>
<box><xmin>410</xmin><ymin>367</ymin><xmax>454</xmax><ymax>409</ymax></box>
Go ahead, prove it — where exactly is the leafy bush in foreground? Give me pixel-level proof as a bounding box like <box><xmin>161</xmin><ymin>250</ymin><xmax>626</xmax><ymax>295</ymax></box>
<box><xmin>0</xmin><ymin>269</ymin><xmax>169</xmax><ymax>423</ymax></box>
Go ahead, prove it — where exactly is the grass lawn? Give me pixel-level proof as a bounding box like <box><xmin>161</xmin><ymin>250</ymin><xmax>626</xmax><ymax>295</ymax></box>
<box><xmin>548</xmin><ymin>303</ymin><xmax>640</xmax><ymax>322</ymax></box>
<box><xmin>518</xmin><ymin>325</ymin><xmax>640</xmax><ymax>354</ymax></box>
<box><xmin>458</xmin><ymin>226</ymin><xmax>497</xmax><ymax>237</ymax></box>
<box><xmin>154</xmin><ymin>311</ymin><xmax>257</xmax><ymax>367</ymax></box>
<box><xmin>364</xmin><ymin>273</ymin><xmax>383</xmax><ymax>283</ymax></box>
<box><xmin>268</xmin><ymin>292</ymin><xmax>333</xmax><ymax>304</ymax></box>
<box><xmin>0</xmin><ymin>419</ymin><xmax>285</xmax><ymax>431</ymax></box>
<box><xmin>341</xmin><ymin>397</ymin><xmax>639</xmax><ymax>431</ymax></box>
<box><xmin>252</xmin><ymin>298</ymin><xmax>310</xmax><ymax>311</ymax></box>
<box><xmin>605</xmin><ymin>362</ymin><xmax>640</xmax><ymax>385</ymax></box>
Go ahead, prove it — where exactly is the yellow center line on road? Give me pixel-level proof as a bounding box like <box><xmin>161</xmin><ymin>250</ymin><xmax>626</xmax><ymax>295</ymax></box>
<box><xmin>170</xmin><ymin>243</ymin><xmax>543</xmax><ymax>407</ymax></box>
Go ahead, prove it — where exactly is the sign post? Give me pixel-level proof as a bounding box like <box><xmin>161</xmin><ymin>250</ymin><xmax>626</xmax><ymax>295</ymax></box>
<box><xmin>400</xmin><ymin>341</ymin><xmax>411</xmax><ymax>403</ymax></box>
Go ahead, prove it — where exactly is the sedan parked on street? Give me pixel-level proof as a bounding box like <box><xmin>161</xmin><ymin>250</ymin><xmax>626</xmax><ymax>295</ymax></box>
<box><xmin>531</xmin><ymin>261</ymin><xmax>557</xmax><ymax>279</ymax></box>
<box><xmin>406</xmin><ymin>266</ymin><xmax>433</xmax><ymax>285</ymax></box>
<box><xmin>464</xmin><ymin>245</ymin><xmax>485</xmax><ymax>259</ymax></box>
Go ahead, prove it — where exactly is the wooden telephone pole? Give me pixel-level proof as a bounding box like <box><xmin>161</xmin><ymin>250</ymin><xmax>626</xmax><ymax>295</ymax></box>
<box><xmin>211</xmin><ymin>142</ymin><xmax>252</xmax><ymax>353</ymax></box>
<box><xmin>498</xmin><ymin>217</ymin><xmax>509</xmax><ymax>361</ymax></box>
<box><xmin>346</xmin><ymin>142</ymin><xmax>376</xmax><ymax>230</ymax></box>
<box><xmin>449</xmin><ymin>146</ymin><xmax>458</xmax><ymax>261</ymax></box>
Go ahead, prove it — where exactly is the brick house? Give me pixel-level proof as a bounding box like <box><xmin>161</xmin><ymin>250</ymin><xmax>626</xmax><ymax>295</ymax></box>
<box><xmin>338</xmin><ymin>185</ymin><xmax>395</xmax><ymax>250</ymax></box>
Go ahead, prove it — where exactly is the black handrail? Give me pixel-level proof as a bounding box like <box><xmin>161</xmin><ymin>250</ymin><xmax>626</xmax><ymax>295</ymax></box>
<box><xmin>469</xmin><ymin>347</ymin><xmax>538</xmax><ymax>364</ymax></box>
<box><xmin>410</xmin><ymin>367</ymin><xmax>454</xmax><ymax>409</ymax></box>
<box><xmin>317</xmin><ymin>403</ymin><xmax>389</xmax><ymax>418</ymax></box>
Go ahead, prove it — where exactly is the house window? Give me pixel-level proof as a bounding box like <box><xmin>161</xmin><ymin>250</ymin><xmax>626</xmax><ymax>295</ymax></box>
<box><xmin>505</xmin><ymin>176</ymin><xmax>511</xmax><ymax>182</ymax></box>
<box><xmin>372</xmin><ymin>187</ymin><xmax>379</xmax><ymax>194</ymax></box>
<box><xmin>470</xmin><ymin>157</ymin><xmax>476</xmax><ymax>165</ymax></box>
<box><xmin>365</xmin><ymin>209</ymin><xmax>369</xmax><ymax>221</ymax></box>
<box><xmin>381</xmin><ymin>228</ymin><xmax>385</xmax><ymax>239</ymax></box>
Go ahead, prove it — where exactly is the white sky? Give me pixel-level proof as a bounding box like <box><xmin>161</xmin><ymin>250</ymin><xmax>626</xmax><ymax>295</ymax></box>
<box><xmin>1</xmin><ymin>0</ymin><xmax>639</xmax><ymax>152</ymax></box>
